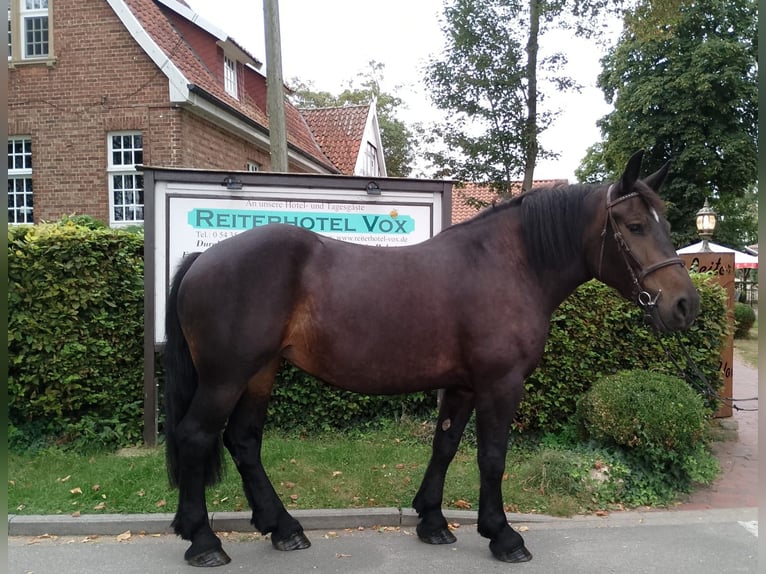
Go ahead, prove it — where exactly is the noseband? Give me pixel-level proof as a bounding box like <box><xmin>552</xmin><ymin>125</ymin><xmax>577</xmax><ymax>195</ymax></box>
<box><xmin>598</xmin><ymin>185</ymin><xmax>684</xmax><ymax>311</ymax></box>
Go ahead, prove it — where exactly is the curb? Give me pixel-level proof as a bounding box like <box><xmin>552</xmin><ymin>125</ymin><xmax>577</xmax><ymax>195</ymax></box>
<box><xmin>9</xmin><ymin>507</ymin><xmax>756</xmax><ymax>537</ymax></box>
<box><xmin>6</xmin><ymin>508</ymin><xmax>524</xmax><ymax>537</ymax></box>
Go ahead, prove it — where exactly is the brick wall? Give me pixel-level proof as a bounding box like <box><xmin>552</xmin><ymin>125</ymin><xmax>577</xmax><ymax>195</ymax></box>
<box><xmin>7</xmin><ymin>0</ymin><xmax>278</xmax><ymax>224</ymax></box>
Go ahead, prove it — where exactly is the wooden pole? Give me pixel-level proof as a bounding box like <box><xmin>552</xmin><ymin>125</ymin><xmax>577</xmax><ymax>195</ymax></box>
<box><xmin>263</xmin><ymin>0</ymin><xmax>288</xmax><ymax>172</ymax></box>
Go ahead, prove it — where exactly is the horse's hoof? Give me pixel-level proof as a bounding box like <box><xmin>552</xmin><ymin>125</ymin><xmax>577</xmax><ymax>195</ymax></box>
<box><xmin>185</xmin><ymin>548</ymin><xmax>232</xmax><ymax>567</ymax></box>
<box><xmin>490</xmin><ymin>541</ymin><xmax>532</xmax><ymax>563</ymax></box>
<box><xmin>272</xmin><ymin>530</ymin><xmax>311</xmax><ymax>551</ymax></box>
<box><xmin>416</xmin><ymin>524</ymin><xmax>457</xmax><ymax>545</ymax></box>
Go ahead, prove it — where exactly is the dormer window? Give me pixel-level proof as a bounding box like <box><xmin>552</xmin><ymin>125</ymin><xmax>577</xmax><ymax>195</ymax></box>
<box><xmin>224</xmin><ymin>54</ymin><xmax>238</xmax><ymax>99</ymax></box>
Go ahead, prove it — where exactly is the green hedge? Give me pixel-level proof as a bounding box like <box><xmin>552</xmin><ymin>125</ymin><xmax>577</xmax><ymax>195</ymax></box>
<box><xmin>8</xmin><ymin>220</ymin><xmax>728</xmax><ymax>449</ymax></box>
<box><xmin>8</xmin><ymin>221</ymin><xmax>145</xmax><ymax>450</ymax></box>
<box><xmin>518</xmin><ymin>274</ymin><xmax>727</xmax><ymax>431</ymax></box>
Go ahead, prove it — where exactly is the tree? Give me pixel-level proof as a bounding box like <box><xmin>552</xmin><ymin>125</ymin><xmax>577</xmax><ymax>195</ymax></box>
<box><xmin>288</xmin><ymin>61</ymin><xmax>416</xmax><ymax>177</ymax></box>
<box><xmin>422</xmin><ymin>0</ymin><xmax>617</xmax><ymax>196</ymax></box>
<box><xmin>576</xmin><ymin>0</ymin><xmax>758</xmax><ymax>248</ymax></box>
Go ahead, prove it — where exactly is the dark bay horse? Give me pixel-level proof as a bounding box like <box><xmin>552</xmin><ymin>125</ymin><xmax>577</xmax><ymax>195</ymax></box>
<box><xmin>163</xmin><ymin>150</ymin><xmax>699</xmax><ymax>567</ymax></box>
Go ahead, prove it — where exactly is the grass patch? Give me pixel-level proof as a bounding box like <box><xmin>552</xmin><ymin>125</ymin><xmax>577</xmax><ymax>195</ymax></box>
<box><xmin>734</xmin><ymin>316</ymin><xmax>758</xmax><ymax>368</ymax></box>
<box><xmin>8</xmin><ymin>421</ymin><xmax>631</xmax><ymax>518</ymax></box>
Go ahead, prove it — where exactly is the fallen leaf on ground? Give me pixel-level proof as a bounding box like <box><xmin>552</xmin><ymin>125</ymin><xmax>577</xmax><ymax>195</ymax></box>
<box><xmin>156</xmin><ymin>499</ymin><xmax>167</xmax><ymax>508</ymax></box>
<box><xmin>518</xmin><ymin>526</ymin><xmax>529</xmax><ymax>532</ymax></box>
<box><xmin>92</xmin><ymin>484</ymin><xmax>100</xmax><ymax>492</ymax></box>
<box><xmin>336</xmin><ymin>553</ymin><xmax>352</xmax><ymax>559</ymax></box>
<box><xmin>71</xmin><ymin>511</ymin><xmax>81</xmax><ymax>517</ymax></box>
<box><xmin>454</xmin><ymin>499</ymin><xmax>472</xmax><ymax>509</ymax></box>
<box><xmin>116</xmin><ymin>531</ymin><xmax>132</xmax><ymax>542</ymax></box>
<box><xmin>332</xmin><ymin>471</ymin><xmax>343</xmax><ymax>477</ymax></box>
<box><xmin>93</xmin><ymin>502</ymin><xmax>106</xmax><ymax>510</ymax></box>
<box><xmin>58</xmin><ymin>475</ymin><xmax>71</xmax><ymax>483</ymax></box>
<box><xmin>69</xmin><ymin>487</ymin><xmax>82</xmax><ymax>495</ymax></box>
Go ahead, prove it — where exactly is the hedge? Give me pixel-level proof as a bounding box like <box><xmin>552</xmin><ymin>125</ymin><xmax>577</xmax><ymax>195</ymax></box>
<box><xmin>7</xmin><ymin>220</ymin><xmax>728</xmax><ymax>449</ymax></box>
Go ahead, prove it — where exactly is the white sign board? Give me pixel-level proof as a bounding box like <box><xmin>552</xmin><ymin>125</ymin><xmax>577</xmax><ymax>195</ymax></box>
<box><xmin>148</xmin><ymin>172</ymin><xmax>451</xmax><ymax>345</ymax></box>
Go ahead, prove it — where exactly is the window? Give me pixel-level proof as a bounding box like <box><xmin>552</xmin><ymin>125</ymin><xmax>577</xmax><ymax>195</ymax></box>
<box><xmin>107</xmin><ymin>132</ymin><xmax>144</xmax><ymax>225</ymax></box>
<box><xmin>8</xmin><ymin>137</ymin><xmax>33</xmax><ymax>224</ymax></box>
<box><xmin>364</xmin><ymin>142</ymin><xmax>379</xmax><ymax>176</ymax></box>
<box><xmin>245</xmin><ymin>161</ymin><xmax>260</xmax><ymax>172</ymax></box>
<box><xmin>8</xmin><ymin>0</ymin><xmax>53</xmax><ymax>62</ymax></box>
<box><xmin>8</xmin><ymin>6</ymin><xmax>12</xmax><ymax>60</ymax></box>
<box><xmin>224</xmin><ymin>55</ymin><xmax>238</xmax><ymax>98</ymax></box>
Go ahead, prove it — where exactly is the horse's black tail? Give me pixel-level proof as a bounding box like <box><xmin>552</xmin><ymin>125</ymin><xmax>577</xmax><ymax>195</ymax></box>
<box><xmin>163</xmin><ymin>252</ymin><xmax>224</xmax><ymax>489</ymax></box>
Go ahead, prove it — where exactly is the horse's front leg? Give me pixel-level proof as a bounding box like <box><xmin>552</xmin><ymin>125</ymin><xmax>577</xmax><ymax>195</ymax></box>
<box><xmin>413</xmin><ymin>386</ymin><xmax>475</xmax><ymax>545</ymax></box>
<box><xmin>475</xmin><ymin>376</ymin><xmax>533</xmax><ymax>563</ymax></box>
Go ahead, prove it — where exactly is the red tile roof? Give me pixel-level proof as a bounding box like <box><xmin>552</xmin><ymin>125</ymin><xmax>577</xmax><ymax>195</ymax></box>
<box><xmin>451</xmin><ymin>180</ymin><xmax>569</xmax><ymax>224</ymax></box>
<box><xmin>122</xmin><ymin>0</ymin><xmax>336</xmax><ymax>171</ymax></box>
<box><xmin>299</xmin><ymin>105</ymin><xmax>370</xmax><ymax>175</ymax></box>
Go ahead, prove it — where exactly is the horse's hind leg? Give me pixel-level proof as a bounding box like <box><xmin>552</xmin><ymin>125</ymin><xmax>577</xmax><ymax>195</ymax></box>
<box><xmin>223</xmin><ymin>359</ymin><xmax>311</xmax><ymax>552</ymax></box>
<box><xmin>172</xmin><ymin>385</ymin><xmax>241</xmax><ymax>567</ymax></box>
<box><xmin>413</xmin><ymin>386</ymin><xmax>475</xmax><ymax>545</ymax></box>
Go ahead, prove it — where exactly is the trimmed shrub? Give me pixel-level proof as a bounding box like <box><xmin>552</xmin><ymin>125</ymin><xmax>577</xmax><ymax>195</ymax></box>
<box><xmin>578</xmin><ymin>369</ymin><xmax>719</xmax><ymax>503</ymax></box>
<box><xmin>516</xmin><ymin>274</ymin><xmax>727</xmax><ymax>431</ymax></box>
<box><xmin>8</xmin><ymin>220</ymin><xmax>144</xmax><ymax>450</ymax></box>
<box><xmin>733</xmin><ymin>302</ymin><xmax>756</xmax><ymax>338</ymax></box>
<box><xmin>8</xmin><ymin>219</ymin><xmax>728</xmax><ymax>449</ymax></box>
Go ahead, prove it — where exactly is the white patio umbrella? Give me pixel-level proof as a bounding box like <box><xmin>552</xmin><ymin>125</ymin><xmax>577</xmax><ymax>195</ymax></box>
<box><xmin>677</xmin><ymin>241</ymin><xmax>758</xmax><ymax>269</ymax></box>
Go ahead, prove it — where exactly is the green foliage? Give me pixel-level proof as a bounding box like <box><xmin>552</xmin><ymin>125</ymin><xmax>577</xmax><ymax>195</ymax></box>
<box><xmin>733</xmin><ymin>302</ymin><xmax>756</xmax><ymax>338</ymax></box>
<box><xmin>8</xmin><ymin>220</ymin><xmax>145</xmax><ymax>451</ymax></box>
<box><xmin>8</xmin><ymin>219</ymin><xmax>726</xmax><ymax>455</ymax></box>
<box><xmin>517</xmin><ymin>273</ymin><xmax>727</xmax><ymax>431</ymax></box>
<box><xmin>268</xmin><ymin>363</ymin><xmax>436</xmax><ymax>434</ymax></box>
<box><xmin>578</xmin><ymin>369</ymin><xmax>720</xmax><ymax>503</ymax></box>
<box><xmin>577</xmin><ymin>0</ymin><xmax>758</xmax><ymax>248</ymax></box>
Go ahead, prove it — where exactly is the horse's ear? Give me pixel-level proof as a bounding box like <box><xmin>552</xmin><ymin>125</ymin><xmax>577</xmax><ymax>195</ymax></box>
<box><xmin>642</xmin><ymin>160</ymin><xmax>672</xmax><ymax>192</ymax></box>
<box><xmin>616</xmin><ymin>150</ymin><xmax>645</xmax><ymax>197</ymax></box>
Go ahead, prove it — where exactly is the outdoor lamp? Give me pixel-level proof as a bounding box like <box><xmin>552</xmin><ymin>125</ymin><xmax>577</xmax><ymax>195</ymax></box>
<box><xmin>695</xmin><ymin>199</ymin><xmax>717</xmax><ymax>252</ymax></box>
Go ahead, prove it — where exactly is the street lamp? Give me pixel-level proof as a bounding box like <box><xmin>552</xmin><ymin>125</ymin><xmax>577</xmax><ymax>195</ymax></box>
<box><xmin>695</xmin><ymin>199</ymin><xmax>717</xmax><ymax>252</ymax></box>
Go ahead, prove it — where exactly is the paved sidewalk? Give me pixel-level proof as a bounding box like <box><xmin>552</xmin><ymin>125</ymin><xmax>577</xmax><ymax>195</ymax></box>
<box><xmin>679</xmin><ymin>354</ymin><xmax>759</xmax><ymax>510</ymax></box>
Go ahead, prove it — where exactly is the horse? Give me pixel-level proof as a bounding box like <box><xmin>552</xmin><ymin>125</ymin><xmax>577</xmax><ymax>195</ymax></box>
<box><xmin>163</xmin><ymin>150</ymin><xmax>699</xmax><ymax>567</ymax></box>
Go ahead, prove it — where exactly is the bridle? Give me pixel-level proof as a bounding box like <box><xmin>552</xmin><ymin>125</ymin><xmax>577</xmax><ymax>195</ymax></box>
<box><xmin>598</xmin><ymin>184</ymin><xmax>684</xmax><ymax>313</ymax></box>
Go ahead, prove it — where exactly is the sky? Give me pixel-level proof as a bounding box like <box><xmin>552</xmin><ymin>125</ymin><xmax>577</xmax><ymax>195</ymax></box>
<box><xmin>185</xmin><ymin>0</ymin><xmax>620</xmax><ymax>181</ymax></box>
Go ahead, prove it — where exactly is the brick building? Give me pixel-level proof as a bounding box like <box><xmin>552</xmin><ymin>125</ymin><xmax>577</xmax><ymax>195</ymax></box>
<box><xmin>7</xmin><ymin>0</ymin><xmax>387</xmax><ymax>226</ymax></box>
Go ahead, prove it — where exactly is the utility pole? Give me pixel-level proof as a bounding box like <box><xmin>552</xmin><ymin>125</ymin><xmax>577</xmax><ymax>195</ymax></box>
<box><xmin>263</xmin><ymin>0</ymin><xmax>288</xmax><ymax>171</ymax></box>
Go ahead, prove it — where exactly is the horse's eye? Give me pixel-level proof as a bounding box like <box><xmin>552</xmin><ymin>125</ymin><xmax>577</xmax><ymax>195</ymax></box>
<box><xmin>627</xmin><ymin>224</ymin><xmax>643</xmax><ymax>234</ymax></box>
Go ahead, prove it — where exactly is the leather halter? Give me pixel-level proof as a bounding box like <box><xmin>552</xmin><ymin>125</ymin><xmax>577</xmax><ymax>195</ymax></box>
<box><xmin>598</xmin><ymin>185</ymin><xmax>684</xmax><ymax>310</ymax></box>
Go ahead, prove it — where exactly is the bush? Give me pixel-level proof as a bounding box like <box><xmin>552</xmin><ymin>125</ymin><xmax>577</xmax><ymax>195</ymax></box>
<box><xmin>578</xmin><ymin>369</ymin><xmax>719</xmax><ymax>503</ymax></box>
<box><xmin>8</xmin><ymin>220</ymin><xmax>145</xmax><ymax>450</ymax></box>
<box><xmin>516</xmin><ymin>274</ymin><xmax>728</xmax><ymax>431</ymax></box>
<box><xmin>733</xmin><ymin>302</ymin><xmax>756</xmax><ymax>338</ymax></box>
<box><xmin>8</xmin><ymin>219</ymin><xmax>728</xmax><ymax>450</ymax></box>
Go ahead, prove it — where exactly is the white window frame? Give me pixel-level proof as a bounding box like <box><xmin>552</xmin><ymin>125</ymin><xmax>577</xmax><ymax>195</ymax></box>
<box><xmin>8</xmin><ymin>136</ymin><xmax>34</xmax><ymax>224</ymax></box>
<box><xmin>9</xmin><ymin>0</ymin><xmax>54</xmax><ymax>63</ymax></box>
<box><xmin>107</xmin><ymin>132</ymin><xmax>144</xmax><ymax>226</ymax></box>
<box><xmin>224</xmin><ymin>54</ymin><xmax>238</xmax><ymax>99</ymax></box>
<box><xmin>245</xmin><ymin>161</ymin><xmax>260</xmax><ymax>172</ymax></box>
<box><xmin>364</xmin><ymin>141</ymin><xmax>379</xmax><ymax>176</ymax></box>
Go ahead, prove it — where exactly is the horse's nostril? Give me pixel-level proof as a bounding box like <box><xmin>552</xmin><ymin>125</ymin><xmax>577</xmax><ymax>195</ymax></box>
<box><xmin>676</xmin><ymin>297</ymin><xmax>688</xmax><ymax>319</ymax></box>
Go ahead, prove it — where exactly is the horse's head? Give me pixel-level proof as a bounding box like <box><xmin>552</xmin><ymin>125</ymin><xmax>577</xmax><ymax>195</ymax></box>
<box><xmin>589</xmin><ymin>150</ymin><xmax>700</xmax><ymax>331</ymax></box>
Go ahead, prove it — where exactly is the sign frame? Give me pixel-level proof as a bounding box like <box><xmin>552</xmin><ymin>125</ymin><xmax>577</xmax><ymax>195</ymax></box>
<box><xmin>142</xmin><ymin>167</ymin><xmax>453</xmax><ymax>445</ymax></box>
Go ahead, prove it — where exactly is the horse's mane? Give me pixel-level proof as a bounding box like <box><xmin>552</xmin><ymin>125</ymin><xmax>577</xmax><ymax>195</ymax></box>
<box><xmin>448</xmin><ymin>181</ymin><xmax>665</xmax><ymax>273</ymax></box>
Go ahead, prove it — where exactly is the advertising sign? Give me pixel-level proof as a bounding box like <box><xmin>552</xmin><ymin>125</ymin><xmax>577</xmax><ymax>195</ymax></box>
<box><xmin>142</xmin><ymin>168</ymin><xmax>453</xmax><ymax>444</ymax></box>
<box><xmin>680</xmin><ymin>251</ymin><xmax>735</xmax><ymax>418</ymax></box>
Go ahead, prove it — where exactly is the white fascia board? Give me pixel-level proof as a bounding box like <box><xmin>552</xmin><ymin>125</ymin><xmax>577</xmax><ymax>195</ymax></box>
<box><xmin>184</xmin><ymin>92</ymin><xmax>335</xmax><ymax>174</ymax></box>
<box><xmin>155</xmin><ymin>0</ymin><xmax>226</xmax><ymax>40</ymax></box>
<box><xmin>106</xmin><ymin>0</ymin><xmax>190</xmax><ymax>103</ymax></box>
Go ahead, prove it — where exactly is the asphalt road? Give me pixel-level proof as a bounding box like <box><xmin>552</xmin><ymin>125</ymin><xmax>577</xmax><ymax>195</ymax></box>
<box><xmin>9</xmin><ymin>507</ymin><xmax>759</xmax><ymax>574</ymax></box>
